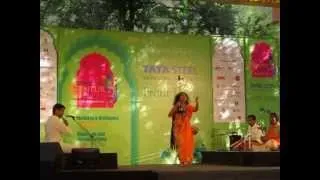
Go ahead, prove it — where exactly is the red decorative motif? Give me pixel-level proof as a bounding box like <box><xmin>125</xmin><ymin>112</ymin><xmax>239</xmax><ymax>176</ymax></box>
<box><xmin>76</xmin><ymin>53</ymin><xmax>117</xmax><ymax>108</ymax></box>
<box><xmin>251</xmin><ymin>42</ymin><xmax>275</xmax><ymax>78</ymax></box>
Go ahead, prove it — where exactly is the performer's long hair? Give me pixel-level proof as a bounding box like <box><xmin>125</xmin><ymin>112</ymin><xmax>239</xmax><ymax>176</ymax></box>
<box><xmin>170</xmin><ymin>92</ymin><xmax>190</xmax><ymax>149</ymax></box>
<box><xmin>173</xmin><ymin>92</ymin><xmax>190</xmax><ymax>105</ymax></box>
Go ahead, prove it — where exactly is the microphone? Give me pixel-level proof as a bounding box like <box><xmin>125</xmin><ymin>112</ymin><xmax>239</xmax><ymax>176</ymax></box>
<box><xmin>177</xmin><ymin>103</ymin><xmax>186</xmax><ymax>113</ymax></box>
<box><xmin>65</xmin><ymin>115</ymin><xmax>76</xmax><ymax>119</ymax></box>
<box><xmin>62</xmin><ymin>117</ymin><xmax>69</xmax><ymax>126</ymax></box>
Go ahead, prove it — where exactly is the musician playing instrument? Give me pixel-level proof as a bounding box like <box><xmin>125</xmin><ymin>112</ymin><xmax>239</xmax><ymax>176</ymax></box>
<box><xmin>231</xmin><ymin>115</ymin><xmax>264</xmax><ymax>151</ymax></box>
<box><xmin>231</xmin><ymin>113</ymin><xmax>280</xmax><ymax>151</ymax></box>
<box><xmin>262</xmin><ymin>112</ymin><xmax>280</xmax><ymax>151</ymax></box>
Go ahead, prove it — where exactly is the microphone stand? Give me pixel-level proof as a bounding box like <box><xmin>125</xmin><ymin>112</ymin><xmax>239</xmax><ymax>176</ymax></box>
<box><xmin>67</xmin><ymin>116</ymin><xmax>95</xmax><ymax>148</ymax></box>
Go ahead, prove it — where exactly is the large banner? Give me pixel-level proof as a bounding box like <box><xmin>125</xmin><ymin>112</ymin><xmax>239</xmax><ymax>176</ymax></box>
<box><xmin>210</xmin><ymin>37</ymin><xmax>247</xmax><ymax>151</ymax></box>
<box><xmin>40</xmin><ymin>30</ymin><xmax>57</xmax><ymax>123</ymax></box>
<box><xmin>40</xmin><ymin>28</ymin><xmax>280</xmax><ymax>164</ymax></box>
<box><xmin>41</xmin><ymin>28</ymin><xmax>213</xmax><ymax>165</ymax></box>
<box><xmin>40</xmin><ymin>29</ymin><xmax>58</xmax><ymax>139</ymax></box>
<box><xmin>244</xmin><ymin>38</ymin><xmax>280</xmax><ymax>129</ymax></box>
<box><xmin>212</xmin><ymin>38</ymin><xmax>246</xmax><ymax>124</ymax></box>
<box><xmin>211</xmin><ymin>36</ymin><xmax>280</xmax><ymax>151</ymax></box>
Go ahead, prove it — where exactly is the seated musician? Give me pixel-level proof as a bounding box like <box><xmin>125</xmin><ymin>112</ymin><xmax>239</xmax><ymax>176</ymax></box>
<box><xmin>246</xmin><ymin>115</ymin><xmax>265</xmax><ymax>149</ymax></box>
<box><xmin>231</xmin><ymin>115</ymin><xmax>264</xmax><ymax>151</ymax></box>
<box><xmin>262</xmin><ymin>112</ymin><xmax>280</xmax><ymax>151</ymax></box>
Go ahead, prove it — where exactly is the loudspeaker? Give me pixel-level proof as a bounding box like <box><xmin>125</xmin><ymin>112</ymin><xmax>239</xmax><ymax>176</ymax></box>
<box><xmin>71</xmin><ymin>148</ymin><xmax>100</xmax><ymax>169</ymax></box>
<box><xmin>40</xmin><ymin>143</ymin><xmax>64</xmax><ymax>178</ymax></box>
<box><xmin>99</xmin><ymin>153</ymin><xmax>118</xmax><ymax>169</ymax></box>
<box><xmin>64</xmin><ymin>151</ymin><xmax>118</xmax><ymax>170</ymax></box>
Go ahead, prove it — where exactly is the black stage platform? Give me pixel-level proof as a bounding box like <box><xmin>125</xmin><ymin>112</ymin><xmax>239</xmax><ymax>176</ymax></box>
<box><xmin>40</xmin><ymin>147</ymin><xmax>280</xmax><ymax>180</ymax></box>
<box><xmin>56</xmin><ymin>165</ymin><xmax>279</xmax><ymax>180</ymax></box>
<box><xmin>202</xmin><ymin>151</ymin><xmax>280</xmax><ymax>166</ymax></box>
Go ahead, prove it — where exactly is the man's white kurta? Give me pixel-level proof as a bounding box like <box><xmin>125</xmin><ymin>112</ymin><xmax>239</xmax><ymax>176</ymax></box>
<box><xmin>45</xmin><ymin>115</ymin><xmax>73</xmax><ymax>152</ymax></box>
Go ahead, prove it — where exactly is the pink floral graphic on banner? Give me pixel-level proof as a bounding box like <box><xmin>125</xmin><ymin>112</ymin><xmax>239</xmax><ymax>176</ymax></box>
<box><xmin>76</xmin><ymin>53</ymin><xmax>117</xmax><ymax>108</ymax></box>
<box><xmin>251</xmin><ymin>42</ymin><xmax>275</xmax><ymax>78</ymax></box>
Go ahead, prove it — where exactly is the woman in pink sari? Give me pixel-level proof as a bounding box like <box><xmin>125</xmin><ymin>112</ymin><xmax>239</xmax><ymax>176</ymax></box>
<box><xmin>168</xmin><ymin>92</ymin><xmax>199</xmax><ymax>166</ymax></box>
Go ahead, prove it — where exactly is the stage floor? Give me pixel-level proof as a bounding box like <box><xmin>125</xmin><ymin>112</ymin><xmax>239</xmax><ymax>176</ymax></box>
<box><xmin>60</xmin><ymin>165</ymin><xmax>280</xmax><ymax>180</ymax></box>
<box><xmin>119</xmin><ymin>164</ymin><xmax>280</xmax><ymax>172</ymax></box>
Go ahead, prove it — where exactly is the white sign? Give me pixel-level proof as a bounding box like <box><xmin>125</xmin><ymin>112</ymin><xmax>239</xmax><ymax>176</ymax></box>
<box><xmin>212</xmin><ymin>38</ymin><xmax>246</xmax><ymax>123</ymax></box>
<box><xmin>40</xmin><ymin>30</ymin><xmax>57</xmax><ymax>123</ymax></box>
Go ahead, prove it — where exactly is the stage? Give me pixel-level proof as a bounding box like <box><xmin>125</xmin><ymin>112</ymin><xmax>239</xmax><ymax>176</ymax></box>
<box><xmin>57</xmin><ymin>164</ymin><xmax>280</xmax><ymax>180</ymax></box>
<box><xmin>40</xmin><ymin>144</ymin><xmax>280</xmax><ymax>180</ymax></box>
<box><xmin>40</xmin><ymin>145</ymin><xmax>280</xmax><ymax>180</ymax></box>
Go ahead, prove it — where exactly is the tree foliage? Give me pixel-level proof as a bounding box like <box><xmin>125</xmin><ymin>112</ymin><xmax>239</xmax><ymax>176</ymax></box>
<box><xmin>40</xmin><ymin>0</ymin><xmax>278</xmax><ymax>37</ymax></box>
<box><xmin>233</xmin><ymin>5</ymin><xmax>279</xmax><ymax>38</ymax></box>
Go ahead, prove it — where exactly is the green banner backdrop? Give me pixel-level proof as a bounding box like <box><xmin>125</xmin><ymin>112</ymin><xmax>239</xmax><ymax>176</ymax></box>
<box><xmin>244</xmin><ymin>38</ymin><xmax>280</xmax><ymax>129</ymax></box>
<box><xmin>40</xmin><ymin>28</ymin><xmax>280</xmax><ymax>165</ymax></box>
<box><xmin>53</xmin><ymin>28</ymin><xmax>213</xmax><ymax>165</ymax></box>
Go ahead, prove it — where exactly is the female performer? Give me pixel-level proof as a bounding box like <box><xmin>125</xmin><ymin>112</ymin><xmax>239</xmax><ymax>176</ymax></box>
<box><xmin>168</xmin><ymin>92</ymin><xmax>199</xmax><ymax>166</ymax></box>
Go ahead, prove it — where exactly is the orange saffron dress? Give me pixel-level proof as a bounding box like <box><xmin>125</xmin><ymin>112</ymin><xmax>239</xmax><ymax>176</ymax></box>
<box><xmin>173</xmin><ymin>105</ymin><xmax>196</xmax><ymax>164</ymax></box>
<box><xmin>265</xmin><ymin>123</ymin><xmax>280</xmax><ymax>148</ymax></box>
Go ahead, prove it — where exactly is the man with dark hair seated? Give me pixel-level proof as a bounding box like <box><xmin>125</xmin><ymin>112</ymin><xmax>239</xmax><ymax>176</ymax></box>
<box><xmin>44</xmin><ymin>103</ymin><xmax>75</xmax><ymax>152</ymax></box>
<box><xmin>231</xmin><ymin>115</ymin><xmax>264</xmax><ymax>151</ymax></box>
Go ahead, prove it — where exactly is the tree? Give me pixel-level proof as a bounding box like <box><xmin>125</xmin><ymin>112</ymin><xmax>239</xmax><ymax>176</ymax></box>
<box><xmin>233</xmin><ymin>5</ymin><xmax>279</xmax><ymax>38</ymax></box>
<box><xmin>193</xmin><ymin>2</ymin><xmax>236</xmax><ymax>35</ymax></box>
<box><xmin>143</xmin><ymin>0</ymin><xmax>236</xmax><ymax>35</ymax></box>
<box><xmin>40</xmin><ymin>0</ymin><xmax>154</xmax><ymax>31</ymax></box>
<box><xmin>40</xmin><ymin>0</ymin><xmax>237</xmax><ymax>35</ymax></box>
<box><xmin>40</xmin><ymin>0</ymin><xmax>279</xmax><ymax>37</ymax></box>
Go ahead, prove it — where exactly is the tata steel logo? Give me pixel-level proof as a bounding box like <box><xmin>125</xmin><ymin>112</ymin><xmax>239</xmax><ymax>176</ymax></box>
<box><xmin>143</xmin><ymin>65</ymin><xmax>197</xmax><ymax>74</ymax></box>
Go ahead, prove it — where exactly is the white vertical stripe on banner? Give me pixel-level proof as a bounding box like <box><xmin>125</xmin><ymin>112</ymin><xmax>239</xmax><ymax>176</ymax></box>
<box><xmin>40</xmin><ymin>30</ymin><xmax>58</xmax><ymax>124</ymax></box>
<box><xmin>212</xmin><ymin>38</ymin><xmax>246</xmax><ymax>123</ymax></box>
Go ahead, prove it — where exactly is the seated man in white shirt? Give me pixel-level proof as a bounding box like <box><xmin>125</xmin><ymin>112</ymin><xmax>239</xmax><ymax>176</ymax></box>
<box><xmin>45</xmin><ymin>103</ymin><xmax>75</xmax><ymax>153</ymax></box>
<box><xmin>231</xmin><ymin>115</ymin><xmax>264</xmax><ymax>151</ymax></box>
<box><xmin>246</xmin><ymin>115</ymin><xmax>265</xmax><ymax>151</ymax></box>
